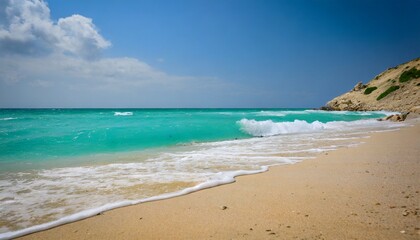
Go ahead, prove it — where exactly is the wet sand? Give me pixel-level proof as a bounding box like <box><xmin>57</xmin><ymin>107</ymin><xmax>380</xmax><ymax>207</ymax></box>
<box><xmin>20</xmin><ymin>121</ymin><xmax>420</xmax><ymax>239</ymax></box>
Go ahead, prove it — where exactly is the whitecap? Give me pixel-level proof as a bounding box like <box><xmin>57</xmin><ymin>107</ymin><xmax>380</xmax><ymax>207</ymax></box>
<box><xmin>114</xmin><ymin>112</ymin><xmax>133</xmax><ymax>116</ymax></box>
<box><xmin>0</xmin><ymin>117</ymin><xmax>17</xmax><ymax>121</ymax></box>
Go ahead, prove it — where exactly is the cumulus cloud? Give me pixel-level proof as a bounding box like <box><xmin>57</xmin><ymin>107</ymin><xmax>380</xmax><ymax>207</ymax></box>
<box><xmin>0</xmin><ymin>0</ymin><xmax>203</xmax><ymax>88</ymax></box>
<box><xmin>0</xmin><ymin>0</ymin><xmax>243</xmax><ymax>108</ymax></box>
<box><xmin>0</xmin><ymin>0</ymin><xmax>178</xmax><ymax>87</ymax></box>
<box><xmin>56</xmin><ymin>15</ymin><xmax>111</xmax><ymax>58</ymax></box>
<box><xmin>0</xmin><ymin>0</ymin><xmax>110</xmax><ymax>58</ymax></box>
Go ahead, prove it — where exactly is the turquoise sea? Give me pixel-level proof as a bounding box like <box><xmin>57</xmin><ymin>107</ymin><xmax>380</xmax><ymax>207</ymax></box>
<box><xmin>0</xmin><ymin>108</ymin><xmax>404</xmax><ymax>239</ymax></box>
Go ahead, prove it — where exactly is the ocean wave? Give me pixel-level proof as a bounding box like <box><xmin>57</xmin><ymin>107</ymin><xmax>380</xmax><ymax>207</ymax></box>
<box><xmin>114</xmin><ymin>112</ymin><xmax>133</xmax><ymax>116</ymax></box>
<box><xmin>0</xmin><ymin>117</ymin><xmax>17</xmax><ymax>121</ymax></box>
<box><xmin>237</xmin><ymin>118</ymin><xmax>401</xmax><ymax>137</ymax></box>
<box><xmin>238</xmin><ymin>119</ymin><xmax>324</xmax><ymax>136</ymax></box>
<box><xmin>256</xmin><ymin>110</ymin><xmax>311</xmax><ymax>117</ymax></box>
<box><xmin>256</xmin><ymin>111</ymin><xmax>286</xmax><ymax>117</ymax></box>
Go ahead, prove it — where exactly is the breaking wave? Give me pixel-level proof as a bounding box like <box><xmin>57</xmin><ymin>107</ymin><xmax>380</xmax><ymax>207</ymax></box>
<box><xmin>238</xmin><ymin>118</ymin><xmax>400</xmax><ymax>137</ymax></box>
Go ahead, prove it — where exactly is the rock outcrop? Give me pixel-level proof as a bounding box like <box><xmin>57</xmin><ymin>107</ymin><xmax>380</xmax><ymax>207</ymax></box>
<box><xmin>326</xmin><ymin>58</ymin><xmax>420</xmax><ymax>113</ymax></box>
<box><xmin>352</xmin><ymin>82</ymin><xmax>366</xmax><ymax>92</ymax></box>
<box><xmin>377</xmin><ymin>112</ymin><xmax>409</xmax><ymax>122</ymax></box>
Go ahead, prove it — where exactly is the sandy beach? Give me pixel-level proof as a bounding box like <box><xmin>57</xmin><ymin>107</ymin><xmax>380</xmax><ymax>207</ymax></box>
<box><xmin>19</xmin><ymin>121</ymin><xmax>420</xmax><ymax>240</ymax></box>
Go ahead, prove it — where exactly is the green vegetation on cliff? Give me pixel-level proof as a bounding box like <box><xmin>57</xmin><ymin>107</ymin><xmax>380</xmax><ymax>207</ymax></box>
<box><xmin>399</xmin><ymin>67</ymin><xmax>420</xmax><ymax>83</ymax></box>
<box><xmin>364</xmin><ymin>87</ymin><xmax>377</xmax><ymax>95</ymax></box>
<box><xmin>377</xmin><ymin>86</ymin><xmax>400</xmax><ymax>101</ymax></box>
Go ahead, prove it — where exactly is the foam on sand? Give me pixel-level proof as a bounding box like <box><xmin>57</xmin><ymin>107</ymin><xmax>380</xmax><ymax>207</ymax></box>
<box><xmin>0</xmin><ymin>167</ymin><xmax>268</xmax><ymax>240</ymax></box>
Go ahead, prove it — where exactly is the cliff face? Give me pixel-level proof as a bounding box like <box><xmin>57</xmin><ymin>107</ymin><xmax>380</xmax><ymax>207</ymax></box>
<box><xmin>327</xmin><ymin>58</ymin><xmax>420</xmax><ymax>113</ymax></box>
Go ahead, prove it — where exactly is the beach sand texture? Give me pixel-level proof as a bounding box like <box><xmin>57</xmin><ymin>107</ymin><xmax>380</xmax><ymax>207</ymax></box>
<box><xmin>20</xmin><ymin>121</ymin><xmax>420</xmax><ymax>240</ymax></box>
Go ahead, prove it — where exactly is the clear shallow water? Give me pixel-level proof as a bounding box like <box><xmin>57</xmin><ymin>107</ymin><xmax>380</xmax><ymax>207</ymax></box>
<box><xmin>0</xmin><ymin>108</ymin><xmax>404</xmax><ymax>238</ymax></box>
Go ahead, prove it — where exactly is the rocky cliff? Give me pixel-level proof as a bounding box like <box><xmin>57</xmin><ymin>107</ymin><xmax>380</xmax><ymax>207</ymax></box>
<box><xmin>326</xmin><ymin>58</ymin><xmax>420</xmax><ymax>113</ymax></box>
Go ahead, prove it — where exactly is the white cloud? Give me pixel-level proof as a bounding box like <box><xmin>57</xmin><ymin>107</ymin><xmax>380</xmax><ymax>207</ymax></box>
<box><xmin>56</xmin><ymin>14</ymin><xmax>111</xmax><ymax>58</ymax></box>
<box><xmin>0</xmin><ymin>0</ymin><xmax>110</xmax><ymax>58</ymax></box>
<box><xmin>0</xmin><ymin>0</ymin><xmax>218</xmax><ymax>89</ymax></box>
<box><xmin>0</xmin><ymin>0</ymin><xmax>182</xmax><ymax>88</ymax></box>
<box><xmin>0</xmin><ymin>0</ymin><xmax>246</xmax><ymax>108</ymax></box>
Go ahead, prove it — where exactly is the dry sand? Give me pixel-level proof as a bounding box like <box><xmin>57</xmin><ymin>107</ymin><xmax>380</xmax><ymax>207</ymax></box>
<box><xmin>20</xmin><ymin>122</ymin><xmax>420</xmax><ymax>239</ymax></box>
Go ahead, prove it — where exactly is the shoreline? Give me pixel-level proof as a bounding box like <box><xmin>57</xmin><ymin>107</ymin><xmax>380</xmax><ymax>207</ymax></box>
<box><xmin>0</xmin><ymin>111</ymin><xmax>401</xmax><ymax>239</ymax></box>
<box><xmin>16</xmin><ymin>119</ymin><xmax>420</xmax><ymax>239</ymax></box>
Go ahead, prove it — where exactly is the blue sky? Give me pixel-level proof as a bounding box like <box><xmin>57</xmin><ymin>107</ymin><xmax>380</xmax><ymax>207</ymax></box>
<box><xmin>1</xmin><ymin>0</ymin><xmax>419</xmax><ymax>108</ymax></box>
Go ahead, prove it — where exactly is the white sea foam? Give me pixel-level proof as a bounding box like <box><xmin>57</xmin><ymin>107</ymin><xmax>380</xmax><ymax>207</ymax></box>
<box><xmin>238</xmin><ymin>118</ymin><xmax>403</xmax><ymax>137</ymax></box>
<box><xmin>114</xmin><ymin>112</ymin><xmax>133</xmax><ymax>116</ymax></box>
<box><xmin>0</xmin><ymin>167</ymin><xmax>266</xmax><ymax>240</ymax></box>
<box><xmin>357</xmin><ymin>111</ymin><xmax>399</xmax><ymax>116</ymax></box>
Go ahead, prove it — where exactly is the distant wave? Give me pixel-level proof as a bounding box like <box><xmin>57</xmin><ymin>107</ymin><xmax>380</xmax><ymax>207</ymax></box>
<box><xmin>256</xmin><ymin>110</ymin><xmax>312</xmax><ymax>117</ymax></box>
<box><xmin>0</xmin><ymin>117</ymin><xmax>17</xmax><ymax>121</ymax></box>
<box><xmin>114</xmin><ymin>112</ymin><xmax>133</xmax><ymax>116</ymax></box>
<box><xmin>237</xmin><ymin>118</ymin><xmax>399</xmax><ymax>137</ymax></box>
<box><xmin>256</xmin><ymin>111</ymin><xmax>286</xmax><ymax>117</ymax></box>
